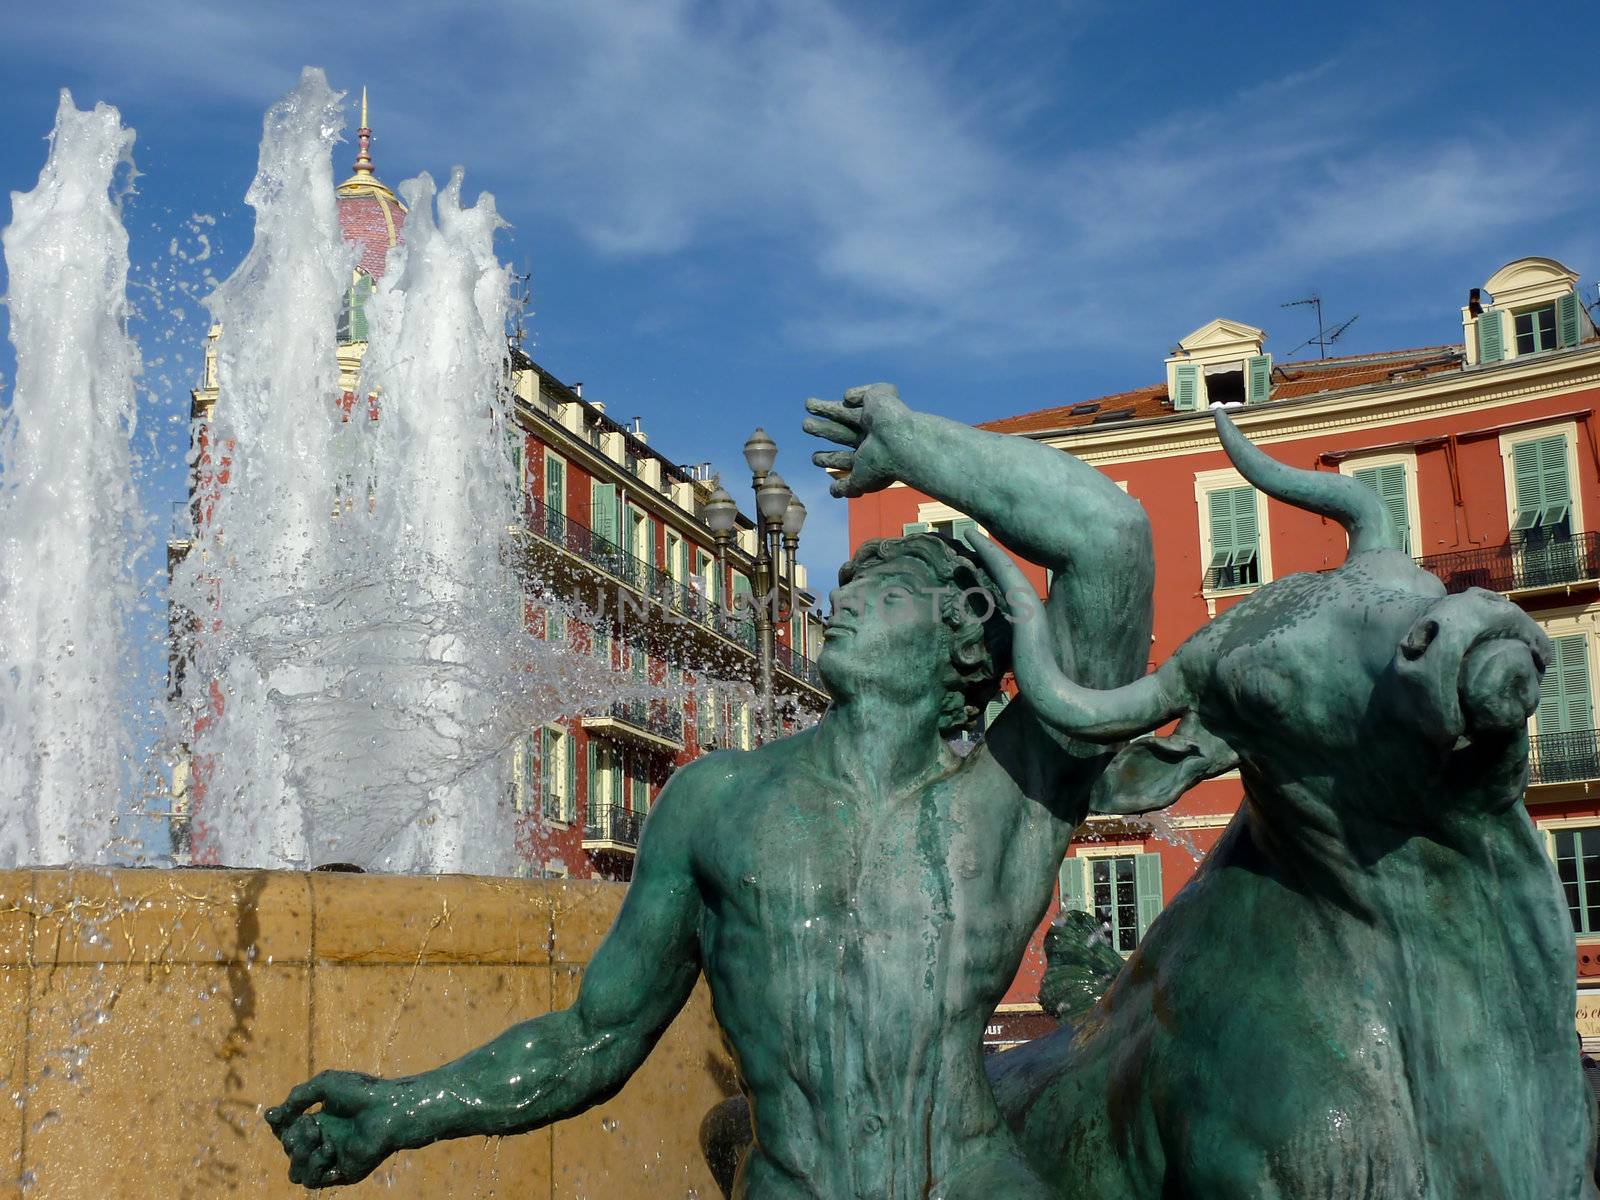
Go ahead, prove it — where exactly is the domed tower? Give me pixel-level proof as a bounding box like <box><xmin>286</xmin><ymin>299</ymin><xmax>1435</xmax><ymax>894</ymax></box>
<box><xmin>335</xmin><ymin>88</ymin><xmax>406</xmax><ymax>343</ymax></box>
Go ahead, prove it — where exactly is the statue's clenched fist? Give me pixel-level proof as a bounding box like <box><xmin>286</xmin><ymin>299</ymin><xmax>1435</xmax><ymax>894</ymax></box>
<box><xmin>265</xmin><ymin>1070</ymin><xmax>401</xmax><ymax>1189</ymax></box>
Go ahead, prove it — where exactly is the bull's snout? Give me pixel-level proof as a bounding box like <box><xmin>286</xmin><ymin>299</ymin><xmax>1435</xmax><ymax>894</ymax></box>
<box><xmin>1394</xmin><ymin>589</ymin><xmax>1551</xmax><ymax>745</ymax></box>
<box><xmin>1458</xmin><ymin>639</ymin><xmax>1543</xmax><ymax>733</ymax></box>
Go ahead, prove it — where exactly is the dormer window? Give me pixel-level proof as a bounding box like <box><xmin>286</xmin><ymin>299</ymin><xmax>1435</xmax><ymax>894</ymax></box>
<box><xmin>1465</xmin><ymin>258</ymin><xmax>1591</xmax><ymax>366</ymax></box>
<box><xmin>1166</xmin><ymin>320</ymin><xmax>1271</xmax><ymax>411</ymax></box>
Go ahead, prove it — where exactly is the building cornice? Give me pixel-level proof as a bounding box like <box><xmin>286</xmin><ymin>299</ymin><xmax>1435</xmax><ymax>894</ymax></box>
<box><xmin>1025</xmin><ymin>345</ymin><xmax>1600</xmax><ymax>467</ymax></box>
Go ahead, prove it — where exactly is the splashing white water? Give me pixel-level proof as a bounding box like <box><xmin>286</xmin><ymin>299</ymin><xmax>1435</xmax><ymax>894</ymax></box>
<box><xmin>0</xmin><ymin>91</ymin><xmax>146</xmax><ymax>866</ymax></box>
<box><xmin>170</xmin><ymin>68</ymin><xmax>356</xmax><ymax>868</ymax></box>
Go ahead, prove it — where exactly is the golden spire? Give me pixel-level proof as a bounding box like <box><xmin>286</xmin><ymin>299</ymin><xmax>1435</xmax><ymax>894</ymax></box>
<box><xmin>351</xmin><ymin>86</ymin><xmax>375</xmax><ymax>177</ymax></box>
<box><xmin>337</xmin><ymin>86</ymin><xmax>402</xmax><ymax>209</ymax></box>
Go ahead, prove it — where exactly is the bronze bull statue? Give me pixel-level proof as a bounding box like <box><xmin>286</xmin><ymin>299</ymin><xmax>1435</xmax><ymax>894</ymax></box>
<box><xmin>970</xmin><ymin>408</ymin><xmax>1596</xmax><ymax>1199</ymax></box>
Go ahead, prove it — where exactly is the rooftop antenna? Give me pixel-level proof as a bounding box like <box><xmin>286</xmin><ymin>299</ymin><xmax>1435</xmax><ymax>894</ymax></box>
<box><xmin>509</xmin><ymin>260</ymin><xmax>531</xmax><ymax>346</ymax></box>
<box><xmin>1282</xmin><ymin>292</ymin><xmax>1358</xmax><ymax>360</ymax></box>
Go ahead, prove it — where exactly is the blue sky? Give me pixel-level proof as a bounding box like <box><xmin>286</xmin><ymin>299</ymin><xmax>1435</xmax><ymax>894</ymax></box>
<box><xmin>2</xmin><ymin>0</ymin><xmax>1597</xmax><ymax>587</ymax></box>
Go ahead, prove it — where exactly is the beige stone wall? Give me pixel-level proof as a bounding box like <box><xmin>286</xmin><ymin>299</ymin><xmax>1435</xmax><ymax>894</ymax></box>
<box><xmin>0</xmin><ymin>869</ymin><xmax>736</xmax><ymax>1199</ymax></box>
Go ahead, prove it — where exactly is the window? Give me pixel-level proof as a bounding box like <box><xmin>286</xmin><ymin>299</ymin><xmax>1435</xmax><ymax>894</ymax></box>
<box><xmin>540</xmin><ymin>726</ymin><xmax>573</xmax><ymax>823</ymax></box>
<box><xmin>1515</xmin><ymin>305</ymin><xmax>1558</xmax><ymax>356</ymax></box>
<box><xmin>697</xmin><ymin>686</ymin><xmax>716</xmax><ymax>748</ymax></box>
<box><xmin>1537</xmin><ymin>634</ymin><xmax>1594</xmax><ymax>738</ymax></box>
<box><xmin>980</xmin><ymin>691</ymin><xmax>1009</xmax><ymax>739</ymax></box>
<box><xmin>1204</xmin><ymin>485</ymin><xmax>1260</xmax><ymax>590</ymax></box>
<box><xmin>543</xmin><ymin>454</ymin><xmax>566</xmax><ymax>540</ymax></box>
<box><xmin>1059</xmin><ymin>852</ymin><xmax>1163</xmax><ymax>954</ymax></box>
<box><xmin>1510</xmin><ymin>434</ymin><xmax>1572</xmax><ymax>542</ymax></box>
<box><xmin>1554</xmin><ymin>827</ymin><xmax>1600</xmax><ymax>934</ymax></box>
<box><xmin>592</xmin><ymin>619</ymin><xmax>612</xmax><ymax>666</ymax></box>
<box><xmin>592</xmin><ymin>481</ymin><xmax>621</xmax><ymax>552</ymax></box>
<box><xmin>589</xmin><ymin>739</ymin><xmax>621</xmax><ymax>812</ymax></box>
<box><xmin>904</xmin><ymin>516</ymin><xmax>977</xmax><ymax>541</ymax></box>
<box><xmin>337</xmin><ymin>270</ymin><xmax>376</xmax><ymax>343</ymax></box>
<box><xmin>1352</xmin><ymin>462</ymin><xmax>1411</xmax><ymax>553</ymax></box>
<box><xmin>628</xmin><ymin>753</ymin><xmax>649</xmax><ymax>812</ymax></box>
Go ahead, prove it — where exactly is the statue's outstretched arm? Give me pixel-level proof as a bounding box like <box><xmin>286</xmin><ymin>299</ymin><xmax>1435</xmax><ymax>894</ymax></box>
<box><xmin>265</xmin><ymin>769</ymin><xmax>708</xmax><ymax>1189</ymax></box>
<box><xmin>805</xmin><ymin>382</ymin><xmax>1153</xmax><ymax>693</ymax></box>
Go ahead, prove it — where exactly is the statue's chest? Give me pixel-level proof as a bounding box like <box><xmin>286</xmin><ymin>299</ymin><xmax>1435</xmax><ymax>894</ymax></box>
<box><xmin>709</xmin><ymin>786</ymin><xmax>971</xmax><ymax>934</ymax></box>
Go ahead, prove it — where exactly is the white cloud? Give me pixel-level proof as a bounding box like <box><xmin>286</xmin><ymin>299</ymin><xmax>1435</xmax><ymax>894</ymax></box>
<box><xmin>8</xmin><ymin>0</ymin><xmax>1594</xmax><ymax>364</ymax></box>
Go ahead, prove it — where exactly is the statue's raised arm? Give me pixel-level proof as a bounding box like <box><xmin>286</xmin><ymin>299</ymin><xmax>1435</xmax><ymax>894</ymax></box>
<box><xmin>805</xmin><ymin>382</ymin><xmax>1159</xmax><ymax>807</ymax></box>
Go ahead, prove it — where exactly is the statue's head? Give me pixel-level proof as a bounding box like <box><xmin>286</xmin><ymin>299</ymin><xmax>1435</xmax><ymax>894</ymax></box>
<box><xmin>821</xmin><ymin>532</ymin><xmax>1011</xmax><ymax>734</ymax></box>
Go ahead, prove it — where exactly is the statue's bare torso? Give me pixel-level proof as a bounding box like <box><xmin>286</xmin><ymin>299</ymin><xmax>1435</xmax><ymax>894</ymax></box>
<box><xmin>690</xmin><ymin>730</ymin><xmax>1069</xmax><ymax>1198</ymax></box>
<box><xmin>266</xmin><ymin>385</ymin><xmax>1154</xmax><ymax>1197</ymax></box>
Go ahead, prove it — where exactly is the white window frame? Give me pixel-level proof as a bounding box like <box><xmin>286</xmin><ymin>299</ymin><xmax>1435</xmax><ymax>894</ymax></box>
<box><xmin>1194</xmin><ymin>466</ymin><xmax>1272</xmax><ymax>612</ymax></box>
<box><xmin>1337</xmin><ymin>449</ymin><xmax>1419</xmax><ymax>555</ymax></box>
<box><xmin>1500</xmin><ymin>421</ymin><xmax>1584</xmax><ymax>537</ymax></box>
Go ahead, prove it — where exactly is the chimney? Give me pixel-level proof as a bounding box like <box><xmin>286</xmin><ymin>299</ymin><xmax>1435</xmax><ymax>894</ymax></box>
<box><xmin>630</xmin><ymin>416</ymin><xmax>647</xmax><ymax>444</ymax></box>
<box><xmin>571</xmin><ymin>380</ymin><xmax>584</xmax><ymax>398</ymax></box>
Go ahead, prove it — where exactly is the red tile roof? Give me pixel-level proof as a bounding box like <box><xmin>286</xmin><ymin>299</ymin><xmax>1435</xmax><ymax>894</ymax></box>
<box><xmin>978</xmin><ymin>346</ymin><xmax>1463</xmax><ymax>437</ymax></box>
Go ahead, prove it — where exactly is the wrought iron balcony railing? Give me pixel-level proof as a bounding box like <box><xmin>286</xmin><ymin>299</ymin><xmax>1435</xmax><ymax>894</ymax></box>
<box><xmin>1530</xmin><ymin>728</ymin><xmax>1600</xmax><ymax>786</ymax></box>
<box><xmin>583</xmin><ymin>803</ymin><xmax>645</xmax><ymax>848</ymax></box>
<box><xmin>1417</xmin><ymin>530</ymin><xmax>1600</xmax><ymax>596</ymax></box>
<box><xmin>606</xmin><ymin>699</ymin><xmax>684</xmax><ymax>746</ymax></box>
<box><xmin>522</xmin><ymin>495</ymin><xmax>823</xmax><ymax>687</ymax></box>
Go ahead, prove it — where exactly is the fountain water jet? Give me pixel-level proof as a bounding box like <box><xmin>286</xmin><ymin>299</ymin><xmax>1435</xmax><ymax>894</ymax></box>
<box><xmin>0</xmin><ymin>91</ymin><xmax>146</xmax><ymax>867</ymax></box>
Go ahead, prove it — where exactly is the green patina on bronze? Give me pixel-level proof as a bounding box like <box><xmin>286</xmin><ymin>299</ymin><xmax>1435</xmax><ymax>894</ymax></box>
<box><xmin>267</xmin><ymin>383</ymin><xmax>1158</xmax><ymax>1197</ymax></box>
<box><xmin>974</xmin><ymin>408</ymin><xmax>1597</xmax><ymax>1199</ymax></box>
<box><xmin>268</xmin><ymin>392</ymin><xmax>1598</xmax><ymax>1198</ymax></box>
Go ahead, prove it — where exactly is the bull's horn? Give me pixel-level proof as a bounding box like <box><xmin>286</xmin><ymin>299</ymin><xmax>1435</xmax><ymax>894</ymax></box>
<box><xmin>964</xmin><ymin>530</ymin><xmax>1185</xmax><ymax>742</ymax></box>
<box><xmin>1214</xmin><ymin>407</ymin><xmax>1394</xmax><ymax>558</ymax></box>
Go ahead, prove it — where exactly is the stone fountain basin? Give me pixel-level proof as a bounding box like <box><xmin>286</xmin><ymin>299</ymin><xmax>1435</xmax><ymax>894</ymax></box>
<box><xmin>0</xmin><ymin>868</ymin><xmax>734</xmax><ymax>1198</ymax></box>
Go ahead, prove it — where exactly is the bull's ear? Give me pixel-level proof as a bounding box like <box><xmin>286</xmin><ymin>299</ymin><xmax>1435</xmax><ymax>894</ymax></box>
<box><xmin>1089</xmin><ymin>713</ymin><xmax>1238</xmax><ymax>815</ymax></box>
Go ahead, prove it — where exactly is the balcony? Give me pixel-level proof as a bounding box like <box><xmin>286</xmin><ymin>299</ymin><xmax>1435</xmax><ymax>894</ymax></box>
<box><xmin>582</xmin><ymin>700</ymin><xmax>685</xmax><ymax>753</ymax></box>
<box><xmin>521</xmin><ymin>496</ymin><xmax>826</xmax><ymax>693</ymax></box>
<box><xmin>1418</xmin><ymin>530</ymin><xmax>1600</xmax><ymax>596</ymax></box>
<box><xmin>1530</xmin><ymin>729</ymin><xmax>1600</xmax><ymax>787</ymax></box>
<box><xmin>583</xmin><ymin>803</ymin><xmax>645</xmax><ymax>852</ymax></box>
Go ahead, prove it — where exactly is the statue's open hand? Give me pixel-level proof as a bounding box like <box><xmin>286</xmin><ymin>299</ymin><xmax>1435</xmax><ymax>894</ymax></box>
<box><xmin>804</xmin><ymin>382</ymin><xmax>908</xmax><ymax>498</ymax></box>
<box><xmin>265</xmin><ymin>1070</ymin><xmax>398</xmax><ymax>1189</ymax></box>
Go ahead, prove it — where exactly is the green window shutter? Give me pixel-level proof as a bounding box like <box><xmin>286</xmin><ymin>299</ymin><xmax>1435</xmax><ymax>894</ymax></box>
<box><xmin>1538</xmin><ymin>634</ymin><xmax>1594</xmax><ymax>736</ymax></box>
<box><xmin>1173</xmin><ymin>364</ymin><xmax>1199</xmax><ymax>411</ymax></box>
<box><xmin>1208</xmin><ymin>486</ymin><xmax>1256</xmax><ymax>559</ymax></box>
<box><xmin>732</xmin><ymin>573</ymin><xmax>753</xmax><ymax>613</ymax></box>
<box><xmin>1231</xmin><ymin>486</ymin><xmax>1258</xmax><ymax>558</ymax></box>
<box><xmin>539</xmin><ymin>728</ymin><xmax>555</xmax><ymax>813</ymax></box>
<box><xmin>902</xmin><ymin>521</ymin><xmax>932</xmax><ymax>534</ymax></box>
<box><xmin>1059</xmin><ymin>857</ymin><xmax>1088</xmax><ymax>913</ymax></box>
<box><xmin>1134</xmin><ymin>852</ymin><xmax>1164</xmax><ymax>940</ymax></box>
<box><xmin>564</xmin><ymin>731</ymin><xmax>576</xmax><ymax>821</ymax></box>
<box><xmin>591</xmin><ymin>482</ymin><xmax>618</xmax><ymax>545</ymax></box>
<box><xmin>1353</xmin><ymin>464</ymin><xmax>1410</xmax><ymax>553</ymax></box>
<box><xmin>1557</xmin><ymin>291</ymin><xmax>1583</xmax><ymax>349</ymax></box>
<box><xmin>586</xmin><ymin>738</ymin><xmax>598</xmax><ymax>809</ymax></box>
<box><xmin>1512</xmin><ymin>435</ymin><xmax>1571</xmax><ymax>527</ymax></box>
<box><xmin>1477</xmin><ymin>308</ymin><xmax>1505</xmax><ymax>363</ymax></box>
<box><xmin>1538</xmin><ymin>435</ymin><xmax>1571</xmax><ymax>524</ymax></box>
<box><xmin>1245</xmin><ymin>355</ymin><xmax>1272</xmax><ymax>404</ymax></box>
<box><xmin>545</xmin><ymin>457</ymin><xmax>565</xmax><ymax>514</ymax></box>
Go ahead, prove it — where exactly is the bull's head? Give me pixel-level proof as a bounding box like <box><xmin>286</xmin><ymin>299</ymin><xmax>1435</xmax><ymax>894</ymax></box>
<box><xmin>968</xmin><ymin>410</ymin><xmax>1551</xmax><ymax>839</ymax></box>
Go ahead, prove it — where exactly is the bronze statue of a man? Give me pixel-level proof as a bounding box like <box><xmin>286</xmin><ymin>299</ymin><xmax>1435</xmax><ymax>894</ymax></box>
<box><xmin>267</xmin><ymin>383</ymin><xmax>1155</xmax><ymax>1198</ymax></box>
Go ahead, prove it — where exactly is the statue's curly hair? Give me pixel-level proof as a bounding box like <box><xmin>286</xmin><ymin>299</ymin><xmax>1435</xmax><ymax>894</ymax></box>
<box><xmin>838</xmin><ymin>532</ymin><xmax>1013</xmax><ymax>734</ymax></box>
